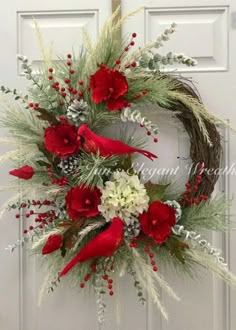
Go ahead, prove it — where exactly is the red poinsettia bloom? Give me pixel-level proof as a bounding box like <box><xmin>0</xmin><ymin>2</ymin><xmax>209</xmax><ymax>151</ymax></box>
<box><xmin>44</xmin><ymin>122</ymin><xmax>80</xmax><ymax>157</ymax></box>
<box><xmin>139</xmin><ymin>201</ymin><xmax>176</xmax><ymax>244</ymax></box>
<box><xmin>42</xmin><ymin>233</ymin><xmax>63</xmax><ymax>255</ymax></box>
<box><xmin>90</xmin><ymin>65</ymin><xmax>128</xmax><ymax>111</ymax></box>
<box><xmin>66</xmin><ymin>185</ymin><xmax>101</xmax><ymax>220</ymax></box>
<box><xmin>9</xmin><ymin>165</ymin><xmax>35</xmax><ymax>180</ymax></box>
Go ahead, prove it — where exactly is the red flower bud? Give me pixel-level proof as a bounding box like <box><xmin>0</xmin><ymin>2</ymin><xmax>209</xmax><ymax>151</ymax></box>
<box><xmin>42</xmin><ymin>233</ymin><xmax>63</xmax><ymax>255</ymax></box>
<box><xmin>9</xmin><ymin>165</ymin><xmax>35</xmax><ymax>180</ymax></box>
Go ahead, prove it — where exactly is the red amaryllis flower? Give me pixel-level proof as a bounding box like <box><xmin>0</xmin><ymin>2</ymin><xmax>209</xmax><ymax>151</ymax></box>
<box><xmin>44</xmin><ymin>122</ymin><xmax>80</xmax><ymax>157</ymax></box>
<box><xmin>139</xmin><ymin>201</ymin><xmax>176</xmax><ymax>244</ymax></box>
<box><xmin>90</xmin><ymin>65</ymin><xmax>128</xmax><ymax>111</ymax></box>
<box><xmin>42</xmin><ymin>233</ymin><xmax>63</xmax><ymax>255</ymax></box>
<box><xmin>9</xmin><ymin>165</ymin><xmax>35</xmax><ymax>180</ymax></box>
<box><xmin>66</xmin><ymin>185</ymin><xmax>101</xmax><ymax>220</ymax></box>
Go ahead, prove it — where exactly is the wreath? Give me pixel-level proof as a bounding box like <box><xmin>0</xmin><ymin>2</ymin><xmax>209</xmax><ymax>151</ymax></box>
<box><xmin>0</xmin><ymin>9</ymin><xmax>234</xmax><ymax>323</ymax></box>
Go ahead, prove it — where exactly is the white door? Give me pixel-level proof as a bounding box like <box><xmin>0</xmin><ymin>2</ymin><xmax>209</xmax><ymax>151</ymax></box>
<box><xmin>122</xmin><ymin>1</ymin><xmax>236</xmax><ymax>330</ymax></box>
<box><xmin>0</xmin><ymin>0</ymin><xmax>236</xmax><ymax>330</ymax></box>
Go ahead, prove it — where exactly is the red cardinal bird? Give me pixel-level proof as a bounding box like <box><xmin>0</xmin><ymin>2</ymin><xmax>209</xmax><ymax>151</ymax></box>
<box><xmin>77</xmin><ymin>123</ymin><xmax>157</xmax><ymax>160</ymax></box>
<box><xmin>59</xmin><ymin>217</ymin><xmax>124</xmax><ymax>277</ymax></box>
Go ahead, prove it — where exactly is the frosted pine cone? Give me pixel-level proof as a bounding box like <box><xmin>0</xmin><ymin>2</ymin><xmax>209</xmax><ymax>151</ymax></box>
<box><xmin>124</xmin><ymin>217</ymin><xmax>141</xmax><ymax>240</ymax></box>
<box><xmin>66</xmin><ymin>99</ymin><xmax>88</xmax><ymax>124</ymax></box>
<box><xmin>58</xmin><ymin>155</ymin><xmax>79</xmax><ymax>175</ymax></box>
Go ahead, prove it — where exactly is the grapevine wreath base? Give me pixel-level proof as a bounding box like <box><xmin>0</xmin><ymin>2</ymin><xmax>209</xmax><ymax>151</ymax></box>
<box><xmin>0</xmin><ymin>8</ymin><xmax>235</xmax><ymax>324</ymax></box>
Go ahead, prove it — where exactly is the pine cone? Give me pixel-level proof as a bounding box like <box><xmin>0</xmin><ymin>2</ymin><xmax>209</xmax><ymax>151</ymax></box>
<box><xmin>124</xmin><ymin>217</ymin><xmax>141</xmax><ymax>240</ymax></box>
<box><xmin>66</xmin><ymin>99</ymin><xmax>88</xmax><ymax>124</ymax></box>
<box><xmin>58</xmin><ymin>155</ymin><xmax>79</xmax><ymax>175</ymax></box>
<box><xmin>164</xmin><ymin>200</ymin><xmax>182</xmax><ymax>222</ymax></box>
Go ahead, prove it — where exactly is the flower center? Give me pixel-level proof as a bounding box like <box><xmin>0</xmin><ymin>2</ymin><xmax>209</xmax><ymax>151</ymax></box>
<box><xmin>85</xmin><ymin>198</ymin><xmax>91</xmax><ymax>206</ymax></box>
<box><xmin>108</xmin><ymin>87</ymin><xmax>114</xmax><ymax>95</ymax></box>
<box><xmin>152</xmin><ymin>219</ymin><xmax>158</xmax><ymax>226</ymax></box>
<box><xmin>63</xmin><ymin>138</ymin><xmax>69</xmax><ymax>144</ymax></box>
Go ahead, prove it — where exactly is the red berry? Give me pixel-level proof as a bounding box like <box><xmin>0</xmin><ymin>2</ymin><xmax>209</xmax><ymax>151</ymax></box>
<box><xmin>149</xmin><ymin>253</ymin><xmax>154</xmax><ymax>258</ymax></box>
<box><xmin>131</xmin><ymin>61</ymin><xmax>137</xmax><ymax>67</ymax></box>
<box><xmin>147</xmin><ymin>131</ymin><xmax>151</xmax><ymax>136</ymax></box>
<box><xmin>39</xmin><ymin>224</ymin><xmax>43</xmax><ymax>229</ymax></box>
<box><xmin>109</xmin><ymin>290</ymin><xmax>114</xmax><ymax>296</ymax></box>
<box><xmin>108</xmin><ymin>279</ymin><xmax>113</xmax><ymax>284</ymax></box>
<box><xmin>153</xmin><ymin>266</ymin><xmax>158</xmax><ymax>272</ymax></box>
<box><xmin>153</xmin><ymin>138</ymin><xmax>158</xmax><ymax>143</ymax></box>
<box><xmin>64</xmin><ymin>78</ymin><xmax>70</xmax><ymax>84</ymax></box>
<box><xmin>132</xmin><ymin>32</ymin><xmax>137</xmax><ymax>38</ymax></box>
<box><xmin>34</xmin><ymin>103</ymin><xmax>39</xmax><ymax>109</ymax></box>
<box><xmin>29</xmin><ymin>102</ymin><xmax>34</xmax><ymax>107</ymax></box>
<box><xmin>151</xmin><ymin>260</ymin><xmax>156</xmax><ymax>266</ymax></box>
<box><xmin>67</xmin><ymin>61</ymin><xmax>72</xmax><ymax>66</ymax></box>
<box><xmin>61</xmin><ymin>87</ymin><xmax>66</xmax><ymax>92</ymax></box>
<box><xmin>21</xmin><ymin>202</ymin><xmax>27</xmax><ymax>208</ymax></box>
<box><xmin>59</xmin><ymin>101</ymin><xmax>65</xmax><ymax>106</ymax></box>
<box><xmin>108</xmin><ymin>284</ymin><xmax>113</xmax><ymax>290</ymax></box>
<box><xmin>78</xmin><ymin>80</ymin><xmax>83</xmax><ymax>85</ymax></box>
<box><xmin>185</xmin><ymin>183</ymin><xmax>191</xmax><ymax>188</ymax></box>
<box><xmin>48</xmin><ymin>68</ymin><xmax>53</xmax><ymax>73</ymax></box>
<box><xmin>48</xmin><ymin>75</ymin><xmax>53</xmax><ymax>80</ymax></box>
<box><xmin>142</xmin><ymin>89</ymin><xmax>147</xmax><ymax>95</ymax></box>
<box><xmin>103</xmin><ymin>275</ymin><xmax>108</xmax><ymax>280</ymax></box>
<box><xmin>126</xmin><ymin>102</ymin><xmax>131</xmax><ymax>107</ymax></box>
<box><xmin>15</xmin><ymin>214</ymin><xmax>20</xmax><ymax>219</ymax></box>
<box><xmin>61</xmin><ymin>92</ymin><xmax>67</xmax><ymax>98</ymax></box>
<box><xmin>78</xmin><ymin>91</ymin><xmax>84</xmax><ymax>97</ymax></box>
<box><xmin>25</xmin><ymin>213</ymin><xmax>30</xmax><ymax>218</ymax></box>
<box><xmin>130</xmin><ymin>41</ymin><xmax>135</xmax><ymax>46</ymax></box>
<box><xmin>193</xmin><ymin>185</ymin><xmax>198</xmax><ymax>190</ymax></box>
<box><xmin>80</xmin><ymin>283</ymin><xmax>85</xmax><ymax>288</ymax></box>
<box><xmin>69</xmin><ymin>69</ymin><xmax>75</xmax><ymax>74</ymax></box>
<box><xmin>144</xmin><ymin>247</ymin><xmax>149</xmax><ymax>252</ymax></box>
<box><xmin>115</xmin><ymin>58</ymin><xmax>121</xmax><ymax>65</ymax></box>
<box><xmin>23</xmin><ymin>229</ymin><xmax>28</xmax><ymax>234</ymax></box>
<box><xmin>29</xmin><ymin>226</ymin><xmax>34</xmax><ymax>230</ymax></box>
<box><xmin>72</xmin><ymin>89</ymin><xmax>77</xmax><ymax>95</ymax></box>
<box><xmin>124</xmin><ymin>46</ymin><xmax>129</xmax><ymax>51</ymax></box>
<box><xmin>30</xmin><ymin>210</ymin><xmax>34</xmax><ymax>215</ymax></box>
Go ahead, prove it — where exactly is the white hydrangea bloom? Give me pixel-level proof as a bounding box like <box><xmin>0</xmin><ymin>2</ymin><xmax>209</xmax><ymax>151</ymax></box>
<box><xmin>98</xmin><ymin>170</ymin><xmax>149</xmax><ymax>224</ymax></box>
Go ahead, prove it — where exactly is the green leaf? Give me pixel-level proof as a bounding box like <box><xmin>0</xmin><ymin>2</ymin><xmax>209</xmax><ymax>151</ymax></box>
<box><xmin>36</xmin><ymin>160</ymin><xmax>51</xmax><ymax>167</ymax></box>
<box><xmin>145</xmin><ymin>181</ymin><xmax>170</xmax><ymax>202</ymax></box>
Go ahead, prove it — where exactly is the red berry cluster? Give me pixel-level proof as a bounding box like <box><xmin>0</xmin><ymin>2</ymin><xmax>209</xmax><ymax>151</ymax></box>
<box><xmin>129</xmin><ymin>236</ymin><xmax>158</xmax><ymax>272</ymax></box>
<box><xmin>182</xmin><ymin>162</ymin><xmax>209</xmax><ymax>206</ymax></box>
<box><xmin>14</xmin><ymin>199</ymin><xmax>56</xmax><ymax>234</ymax></box>
<box><xmin>102</xmin><ymin>272</ymin><xmax>114</xmax><ymax>296</ymax></box>
<box><xmin>47</xmin><ymin>167</ymin><xmax>68</xmax><ymax>186</ymax></box>
<box><xmin>29</xmin><ymin>102</ymin><xmax>39</xmax><ymax>110</ymax></box>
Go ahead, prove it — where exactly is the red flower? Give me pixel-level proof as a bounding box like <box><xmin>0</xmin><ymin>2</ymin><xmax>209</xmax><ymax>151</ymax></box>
<box><xmin>44</xmin><ymin>122</ymin><xmax>80</xmax><ymax>157</ymax></box>
<box><xmin>66</xmin><ymin>185</ymin><xmax>101</xmax><ymax>220</ymax></box>
<box><xmin>90</xmin><ymin>65</ymin><xmax>128</xmax><ymax>111</ymax></box>
<box><xmin>139</xmin><ymin>201</ymin><xmax>176</xmax><ymax>244</ymax></box>
<box><xmin>42</xmin><ymin>233</ymin><xmax>63</xmax><ymax>255</ymax></box>
<box><xmin>9</xmin><ymin>165</ymin><xmax>35</xmax><ymax>180</ymax></box>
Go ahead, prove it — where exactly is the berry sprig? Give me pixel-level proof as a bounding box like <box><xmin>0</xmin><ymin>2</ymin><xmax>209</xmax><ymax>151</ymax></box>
<box><xmin>181</xmin><ymin>162</ymin><xmax>209</xmax><ymax>206</ymax></box>
<box><xmin>47</xmin><ymin>167</ymin><xmax>68</xmax><ymax>186</ymax></box>
<box><xmin>115</xmin><ymin>32</ymin><xmax>137</xmax><ymax>68</ymax></box>
<box><xmin>129</xmin><ymin>236</ymin><xmax>158</xmax><ymax>272</ymax></box>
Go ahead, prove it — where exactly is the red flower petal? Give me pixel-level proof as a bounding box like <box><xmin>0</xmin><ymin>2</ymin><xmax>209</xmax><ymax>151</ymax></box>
<box><xmin>44</xmin><ymin>122</ymin><xmax>79</xmax><ymax>157</ymax></box>
<box><xmin>110</xmin><ymin>70</ymin><xmax>128</xmax><ymax>99</ymax></box>
<box><xmin>139</xmin><ymin>201</ymin><xmax>176</xmax><ymax>244</ymax></box>
<box><xmin>66</xmin><ymin>185</ymin><xmax>101</xmax><ymax>220</ymax></box>
<box><xmin>106</xmin><ymin>97</ymin><xmax>127</xmax><ymax>111</ymax></box>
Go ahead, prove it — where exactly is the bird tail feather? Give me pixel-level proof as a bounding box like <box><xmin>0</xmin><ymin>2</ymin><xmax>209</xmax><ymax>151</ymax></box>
<box><xmin>136</xmin><ymin>148</ymin><xmax>158</xmax><ymax>160</ymax></box>
<box><xmin>59</xmin><ymin>254</ymin><xmax>81</xmax><ymax>277</ymax></box>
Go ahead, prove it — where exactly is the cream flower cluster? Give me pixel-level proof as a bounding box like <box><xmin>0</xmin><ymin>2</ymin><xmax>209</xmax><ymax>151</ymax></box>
<box><xmin>98</xmin><ymin>170</ymin><xmax>149</xmax><ymax>224</ymax></box>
